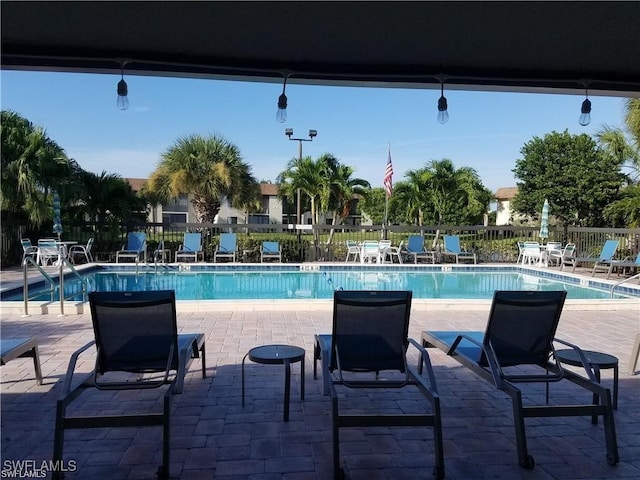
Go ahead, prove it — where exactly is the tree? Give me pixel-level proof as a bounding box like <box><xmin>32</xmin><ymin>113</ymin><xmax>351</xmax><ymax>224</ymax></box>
<box><xmin>603</xmin><ymin>185</ymin><xmax>640</xmax><ymax>227</ymax></box>
<box><xmin>512</xmin><ymin>130</ymin><xmax>625</xmax><ymax>228</ymax></box>
<box><xmin>423</xmin><ymin>159</ymin><xmax>491</xmax><ymax>226</ymax></box>
<box><xmin>276</xmin><ymin>155</ymin><xmax>324</xmax><ymax>225</ymax></box>
<box><xmin>359</xmin><ymin>188</ymin><xmax>388</xmax><ymax>225</ymax></box>
<box><xmin>145</xmin><ymin>134</ymin><xmax>259</xmax><ymax>223</ymax></box>
<box><xmin>392</xmin><ymin>169</ymin><xmax>432</xmax><ymax>226</ymax></box>
<box><xmin>78</xmin><ymin>171</ymin><xmax>146</xmax><ymax>226</ymax></box>
<box><xmin>1</xmin><ymin>110</ymin><xmax>71</xmax><ymax>227</ymax></box>
<box><xmin>391</xmin><ymin>159</ymin><xmax>491</xmax><ymax>227</ymax></box>
<box><xmin>596</xmin><ymin>99</ymin><xmax>640</xmax><ymax>227</ymax></box>
<box><xmin>318</xmin><ymin>154</ymin><xmax>370</xmax><ymax>225</ymax></box>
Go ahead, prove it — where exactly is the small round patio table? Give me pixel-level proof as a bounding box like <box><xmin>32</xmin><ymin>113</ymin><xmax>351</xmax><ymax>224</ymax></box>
<box><xmin>241</xmin><ymin>344</ymin><xmax>305</xmax><ymax>421</ymax></box>
<box><xmin>554</xmin><ymin>349</ymin><xmax>619</xmax><ymax>424</ymax></box>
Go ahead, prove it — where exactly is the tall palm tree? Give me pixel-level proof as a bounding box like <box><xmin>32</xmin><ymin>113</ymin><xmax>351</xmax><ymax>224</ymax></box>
<box><xmin>316</xmin><ymin>153</ymin><xmax>370</xmax><ymax>245</ymax></box>
<box><xmin>598</xmin><ymin>99</ymin><xmax>640</xmax><ymax>227</ymax></box>
<box><xmin>596</xmin><ymin>98</ymin><xmax>640</xmax><ymax>183</ymax></box>
<box><xmin>1</xmin><ymin>110</ymin><xmax>70</xmax><ymax>227</ymax></box>
<box><xmin>78</xmin><ymin>170</ymin><xmax>146</xmax><ymax>226</ymax></box>
<box><xmin>277</xmin><ymin>155</ymin><xmax>324</xmax><ymax>225</ymax></box>
<box><xmin>146</xmin><ymin>134</ymin><xmax>259</xmax><ymax>223</ymax></box>
<box><xmin>392</xmin><ymin>169</ymin><xmax>432</xmax><ymax>226</ymax></box>
<box><xmin>392</xmin><ymin>159</ymin><xmax>491</xmax><ymax>238</ymax></box>
<box><xmin>426</xmin><ymin>159</ymin><xmax>490</xmax><ymax>226</ymax></box>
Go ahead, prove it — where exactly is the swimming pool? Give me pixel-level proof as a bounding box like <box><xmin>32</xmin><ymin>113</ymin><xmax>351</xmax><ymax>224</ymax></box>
<box><xmin>5</xmin><ymin>264</ymin><xmax>638</xmax><ymax>302</ymax></box>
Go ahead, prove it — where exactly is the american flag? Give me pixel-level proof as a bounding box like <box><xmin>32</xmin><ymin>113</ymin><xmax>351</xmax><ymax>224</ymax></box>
<box><xmin>383</xmin><ymin>147</ymin><xmax>393</xmax><ymax>197</ymax></box>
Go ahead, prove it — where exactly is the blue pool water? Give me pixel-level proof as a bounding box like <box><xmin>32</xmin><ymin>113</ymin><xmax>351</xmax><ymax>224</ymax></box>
<box><xmin>5</xmin><ymin>265</ymin><xmax>635</xmax><ymax>301</ymax></box>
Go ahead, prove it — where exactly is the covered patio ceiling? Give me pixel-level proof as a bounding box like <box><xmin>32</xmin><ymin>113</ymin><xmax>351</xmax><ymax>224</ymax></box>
<box><xmin>1</xmin><ymin>1</ymin><xmax>639</xmax><ymax>96</ymax></box>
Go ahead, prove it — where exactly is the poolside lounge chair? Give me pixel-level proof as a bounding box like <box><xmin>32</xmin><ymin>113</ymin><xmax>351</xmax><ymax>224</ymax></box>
<box><xmin>516</xmin><ymin>241</ymin><xmax>525</xmax><ymax>264</ymax></box>
<box><xmin>68</xmin><ymin>237</ymin><xmax>94</xmax><ymax>264</ymax></box>
<box><xmin>420</xmin><ymin>290</ymin><xmax>619</xmax><ymax>470</ymax></box>
<box><xmin>442</xmin><ymin>234</ymin><xmax>476</xmax><ymax>264</ymax></box>
<box><xmin>344</xmin><ymin>240</ymin><xmax>360</xmax><ymax>262</ymax></box>
<box><xmin>555</xmin><ymin>243</ymin><xmax>576</xmax><ymax>269</ymax></box>
<box><xmin>561</xmin><ymin>239</ymin><xmax>619</xmax><ymax>274</ymax></box>
<box><xmin>175</xmin><ymin>232</ymin><xmax>204</xmax><ymax>262</ymax></box>
<box><xmin>380</xmin><ymin>240</ymin><xmax>403</xmax><ymax>264</ymax></box>
<box><xmin>630</xmin><ymin>333</ymin><xmax>640</xmax><ymax>375</ymax></box>
<box><xmin>359</xmin><ymin>240</ymin><xmax>380</xmax><ymax>263</ymax></box>
<box><xmin>1</xmin><ymin>337</ymin><xmax>43</xmax><ymax>385</ymax></box>
<box><xmin>116</xmin><ymin>232</ymin><xmax>147</xmax><ymax>263</ymax></box>
<box><xmin>260</xmin><ymin>241</ymin><xmax>282</xmax><ymax>262</ymax></box>
<box><xmin>52</xmin><ymin>290</ymin><xmax>206</xmax><ymax>480</ymax></box>
<box><xmin>544</xmin><ymin>241</ymin><xmax>563</xmax><ymax>266</ymax></box>
<box><xmin>607</xmin><ymin>251</ymin><xmax>640</xmax><ymax>279</ymax></box>
<box><xmin>403</xmin><ymin>235</ymin><xmax>436</xmax><ymax>264</ymax></box>
<box><xmin>20</xmin><ymin>238</ymin><xmax>38</xmax><ymax>265</ymax></box>
<box><xmin>37</xmin><ymin>238</ymin><xmax>61</xmax><ymax>266</ymax></box>
<box><xmin>315</xmin><ymin>290</ymin><xmax>444</xmax><ymax>480</ymax></box>
<box><xmin>520</xmin><ymin>241</ymin><xmax>542</xmax><ymax>265</ymax></box>
<box><xmin>153</xmin><ymin>239</ymin><xmax>172</xmax><ymax>264</ymax></box>
<box><xmin>214</xmin><ymin>233</ymin><xmax>237</xmax><ymax>262</ymax></box>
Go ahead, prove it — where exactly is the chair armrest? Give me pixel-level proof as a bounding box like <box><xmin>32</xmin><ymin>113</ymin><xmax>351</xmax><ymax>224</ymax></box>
<box><xmin>553</xmin><ymin>338</ymin><xmax>598</xmax><ymax>382</ymax></box>
<box><xmin>408</xmin><ymin>338</ymin><xmax>439</xmax><ymax>393</ymax></box>
<box><xmin>448</xmin><ymin>334</ymin><xmax>505</xmax><ymax>388</ymax></box>
<box><xmin>60</xmin><ymin>340</ymin><xmax>96</xmax><ymax>396</ymax></box>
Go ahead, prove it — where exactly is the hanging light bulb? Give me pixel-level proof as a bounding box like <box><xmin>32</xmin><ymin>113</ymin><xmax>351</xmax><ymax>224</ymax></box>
<box><xmin>116</xmin><ymin>63</ymin><xmax>129</xmax><ymax>110</ymax></box>
<box><xmin>579</xmin><ymin>88</ymin><xmax>591</xmax><ymax>126</ymax></box>
<box><xmin>437</xmin><ymin>78</ymin><xmax>449</xmax><ymax>124</ymax></box>
<box><xmin>276</xmin><ymin>74</ymin><xmax>288</xmax><ymax>123</ymax></box>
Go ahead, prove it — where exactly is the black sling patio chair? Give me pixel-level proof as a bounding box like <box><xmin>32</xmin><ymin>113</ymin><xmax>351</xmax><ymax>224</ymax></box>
<box><xmin>322</xmin><ymin>290</ymin><xmax>444</xmax><ymax>480</ymax></box>
<box><xmin>420</xmin><ymin>290</ymin><xmax>619</xmax><ymax>470</ymax></box>
<box><xmin>52</xmin><ymin>290</ymin><xmax>206</xmax><ymax>480</ymax></box>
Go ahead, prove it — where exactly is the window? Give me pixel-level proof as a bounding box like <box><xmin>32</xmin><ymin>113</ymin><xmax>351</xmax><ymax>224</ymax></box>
<box><xmin>162</xmin><ymin>212</ymin><xmax>187</xmax><ymax>224</ymax></box>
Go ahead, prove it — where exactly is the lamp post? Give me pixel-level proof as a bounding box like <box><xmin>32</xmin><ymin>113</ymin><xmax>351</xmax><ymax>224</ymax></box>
<box><xmin>285</xmin><ymin>128</ymin><xmax>317</xmax><ymax>225</ymax></box>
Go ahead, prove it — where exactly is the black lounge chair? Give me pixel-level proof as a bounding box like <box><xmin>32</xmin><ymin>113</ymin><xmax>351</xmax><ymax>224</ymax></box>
<box><xmin>420</xmin><ymin>290</ymin><xmax>618</xmax><ymax>470</ymax></box>
<box><xmin>53</xmin><ymin>290</ymin><xmax>206</xmax><ymax>480</ymax></box>
<box><xmin>1</xmin><ymin>337</ymin><xmax>43</xmax><ymax>385</ymax></box>
<box><xmin>320</xmin><ymin>290</ymin><xmax>444</xmax><ymax>480</ymax></box>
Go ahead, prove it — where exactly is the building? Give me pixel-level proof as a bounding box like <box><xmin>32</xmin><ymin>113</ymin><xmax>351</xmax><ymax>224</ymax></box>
<box><xmin>494</xmin><ymin>187</ymin><xmax>518</xmax><ymax>225</ymax></box>
<box><xmin>125</xmin><ymin>179</ymin><xmax>366</xmax><ymax>226</ymax></box>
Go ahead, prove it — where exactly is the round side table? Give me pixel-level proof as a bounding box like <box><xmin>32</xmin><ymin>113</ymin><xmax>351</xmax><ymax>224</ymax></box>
<box><xmin>555</xmin><ymin>349</ymin><xmax>618</xmax><ymax>421</ymax></box>
<box><xmin>241</xmin><ymin>344</ymin><xmax>305</xmax><ymax>421</ymax></box>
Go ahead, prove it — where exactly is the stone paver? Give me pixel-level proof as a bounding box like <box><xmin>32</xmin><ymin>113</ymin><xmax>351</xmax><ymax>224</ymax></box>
<box><xmin>1</xmin><ymin>300</ymin><xmax>639</xmax><ymax>479</ymax></box>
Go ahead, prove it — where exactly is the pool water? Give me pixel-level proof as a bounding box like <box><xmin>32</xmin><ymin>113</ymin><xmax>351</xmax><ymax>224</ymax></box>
<box><xmin>7</xmin><ymin>268</ymin><xmax>632</xmax><ymax>301</ymax></box>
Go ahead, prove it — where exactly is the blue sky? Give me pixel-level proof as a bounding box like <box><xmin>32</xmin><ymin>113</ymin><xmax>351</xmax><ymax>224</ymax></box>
<box><xmin>1</xmin><ymin>70</ymin><xmax>629</xmax><ymax>193</ymax></box>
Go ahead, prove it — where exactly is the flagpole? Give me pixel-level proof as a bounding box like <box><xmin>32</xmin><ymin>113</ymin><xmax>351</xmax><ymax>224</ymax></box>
<box><xmin>382</xmin><ymin>142</ymin><xmax>392</xmax><ymax>240</ymax></box>
<box><xmin>383</xmin><ymin>195</ymin><xmax>389</xmax><ymax>240</ymax></box>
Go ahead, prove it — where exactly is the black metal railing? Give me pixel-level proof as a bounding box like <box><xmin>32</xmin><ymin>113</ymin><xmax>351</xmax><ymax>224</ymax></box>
<box><xmin>4</xmin><ymin>221</ymin><xmax>639</xmax><ymax>266</ymax></box>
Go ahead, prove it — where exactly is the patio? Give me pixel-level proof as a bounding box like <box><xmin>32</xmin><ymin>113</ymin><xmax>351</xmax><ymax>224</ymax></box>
<box><xmin>1</xmin><ymin>286</ymin><xmax>639</xmax><ymax>478</ymax></box>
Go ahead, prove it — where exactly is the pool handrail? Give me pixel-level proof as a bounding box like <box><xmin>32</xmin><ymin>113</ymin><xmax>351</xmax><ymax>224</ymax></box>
<box><xmin>610</xmin><ymin>272</ymin><xmax>640</xmax><ymax>298</ymax></box>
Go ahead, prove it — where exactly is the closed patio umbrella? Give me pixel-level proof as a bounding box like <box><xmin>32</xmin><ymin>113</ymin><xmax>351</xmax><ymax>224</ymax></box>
<box><xmin>53</xmin><ymin>191</ymin><xmax>63</xmax><ymax>240</ymax></box>
<box><xmin>539</xmin><ymin>199</ymin><xmax>549</xmax><ymax>243</ymax></box>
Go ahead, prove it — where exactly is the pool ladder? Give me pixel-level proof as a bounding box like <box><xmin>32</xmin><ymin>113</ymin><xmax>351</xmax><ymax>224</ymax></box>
<box><xmin>22</xmin><ymin>256</ymin><xmax>88</xmax><ymax>315</ymax></box>
<box><xmin>610</xmin><ymin>272</ymin><xmax>640</xmax><ymax>298</ymax></box>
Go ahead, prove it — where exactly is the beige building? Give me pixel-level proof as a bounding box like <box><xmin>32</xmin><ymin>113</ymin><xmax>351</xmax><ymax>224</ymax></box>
<box><xmin>125</xmin><ymin>179</ymin><xmax>365</xmax><ymax>226</ymax></box>
<box><xmin>494</xmin><ymin>187</ymin><xmax>518</xmax><ymax>225</ymax></box>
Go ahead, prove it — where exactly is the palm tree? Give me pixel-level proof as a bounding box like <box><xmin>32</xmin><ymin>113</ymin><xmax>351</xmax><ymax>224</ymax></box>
<box><xmin>277</xmin><ymin>155</ymin><xmax>324</xmax><ymax>225</ymax></box>
<box><xmin>79</xmin><ymin>171</ymin><xmax>146</xmax><ymax>225</ymax></box>
<box><xmin>426</xmin><ymin>159</ymin><xmax>490</xmax><ymax>226</ymax></box>
<box><xmin>145</xmin><ymin>134</ymin><xmax>259</xmax><ymax>223</ymax></box>
<box><xmin>392</xmin><ymin>169</ymin><xmax>432</xmax><ymax>226</ymax></box>
<box><xmin>392</xmin><ymin>159</ymin><xmax>491</xmax><ymax>245</ymax></box>
<box><xmin>596</xmin><ymin>99</ymin><xmax>640</xmax><ymax>183</ymax></box>
<box><xmin>604</xmin><ymin>184</ymin><xmax>640</xmax><ymax>227</ymax></box>
<box><xmin>597</xmin><ymin>99</ymin><xmax>640</xmax><ymax>227</ymax></box>
<box><xmin>316</xmin><ymin>154</ymin><xmax>370</xmax><ymax>245</ymax></box>
<box><xmin>1</xmin><ymin>110</ymin><xmax>71</xmax><ymax>227</ymax></box>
